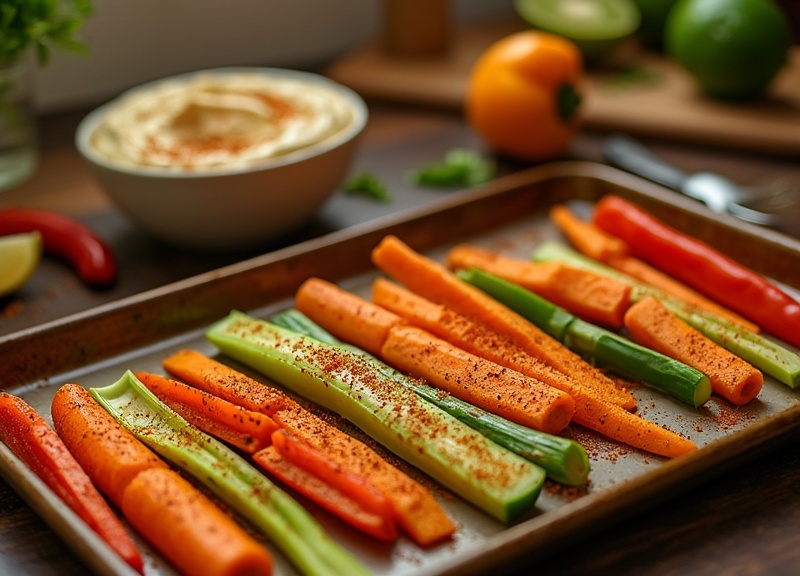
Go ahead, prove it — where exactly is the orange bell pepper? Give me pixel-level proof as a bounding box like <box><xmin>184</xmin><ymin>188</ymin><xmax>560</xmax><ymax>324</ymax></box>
<box><xmin>466</xmin><ymin>30</ymin><xmax>584</xmax><ymax>162</ymax></box>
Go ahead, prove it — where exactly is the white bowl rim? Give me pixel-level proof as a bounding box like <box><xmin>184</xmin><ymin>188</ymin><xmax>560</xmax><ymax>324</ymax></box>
<box><xmin>75</xmin><ymin>66</ymin><xmax>368</xmax><ymax>179</ymax></box>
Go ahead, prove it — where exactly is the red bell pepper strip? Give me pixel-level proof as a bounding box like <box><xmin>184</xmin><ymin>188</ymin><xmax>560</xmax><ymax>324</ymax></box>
<box><xmin>254</xmin><ymin>429</ymin><xmax>398</xmax><ymax>542</ymax></box>
<box><xmin>0</xmin><ymin>207</ymin><xmax>117</xmax><ymax>288</ymax></box>
<box><xmin>592</xmin><ymin>195</ymin><xmax>800</xmax><ymax>349</ymax></box>
<box><xmin>0</xmin><ymin>391</ymin><xmax>144</xmax><ymax>573</ymax></box>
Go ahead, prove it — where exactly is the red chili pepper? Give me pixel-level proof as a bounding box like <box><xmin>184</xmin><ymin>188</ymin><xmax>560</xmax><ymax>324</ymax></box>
<box><xmin>0</xmin><ymin>208</ymin><xmax>117</xmax><ymax>288</ymax></box>
<box><xmin>592</xmin><ymin>195</ymin><xmax>800</xmax><ymax>348</ymax></box>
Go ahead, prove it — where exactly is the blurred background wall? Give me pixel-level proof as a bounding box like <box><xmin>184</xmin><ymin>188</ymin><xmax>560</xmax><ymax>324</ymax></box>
<box><xmin>31</xmin><ymin>0</ymin><xmax>516</xmax><ymax>113</ymax></box>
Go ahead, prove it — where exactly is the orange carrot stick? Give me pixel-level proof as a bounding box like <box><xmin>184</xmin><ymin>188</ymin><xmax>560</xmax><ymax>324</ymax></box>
<box><xmin>135</xmin><ymin>371</ymin><xmax>278</xmax><ymax>454</ymax></box>
<box><xmin>372</xmin><ymin>277</ymin><xmax>635</xmax><ymax>410</ymax></box>
<box><xmin>551</xmin><ymin>203</ymin><xmax>758</xmax><ymax>332</ymax></box>
<box><xmin>121</xmin><ymin>467</ymin><xmax>274</xmax><ymax>576</ymax></box>
<box><xmin>446</xmin><ymin>243</ymin><xmax>632</xmax><ymax>327</ymax></box>
<box><xmin>371</xmin><ymin>235</ymin><xmax>635</xmax><ymax>410</ymax></box>
<box><xmin>0</xmin><ymin>390</ymin><xmax>145</xmax><ymax>573</ymax></box>
<box><xmin>371</xmin><ymin>278</ymin><xmax>695</xmax><ymax>458</ymax></box>
<box><xmin>295</xmin><ymin>277</ymin><xmax>407</xmax><ymax>357</ymax></box>
<box><xmin>550</xmin><ymin>204</ymin><xmax>630</xmax><ymax>262</ymax></box>
<box><xmin>550</xmin><ymin>203</ymin><xmax>629</xmax><ymax>262</ymax></box>
<box><xmin>162</xmin><ymin>349</ymin><xmax>456</xmax><ymax>547</ymax></box>
<box><xmin>51</xmin><ymin>383</ymin><xmax>169</xmax><ymax>508</ymax></box>
<box><xmin>253</xmin><ymin>429</ymin><xmax>398</xmax><ymax>542</ymax></box>
<box><xmin>624</xmin><ymin>297</ymin><xmax>763</xmax><ymax>406</ymax></box>
<box><xmin>295</xmin><ymin>277</ymin><xmax>576</xmax><ymax>433</ymax></box>
<box><xmin>379</xmin><ymin>323</ymin><xmax>575</xmax><ymax>433</ymax></box>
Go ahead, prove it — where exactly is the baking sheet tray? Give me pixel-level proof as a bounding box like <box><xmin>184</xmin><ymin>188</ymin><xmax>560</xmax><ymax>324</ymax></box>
<box><xmin>2</xmin><ymin>161</ymin><xmax>800</xmax><ymax>576</ymax></box>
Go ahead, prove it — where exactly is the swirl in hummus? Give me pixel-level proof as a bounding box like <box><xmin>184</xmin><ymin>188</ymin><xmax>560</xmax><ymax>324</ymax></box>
<box><xmin>90</xmin><ymin>71</ymin><xmax>355</xmax><ymax>171</ymax></box>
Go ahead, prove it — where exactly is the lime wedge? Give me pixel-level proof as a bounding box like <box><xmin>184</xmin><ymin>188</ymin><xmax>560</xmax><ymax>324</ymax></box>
<box><xmin>0</xmin><ymin>231</ymin><xmax>42</xmax><ymax>297</ymax></box>
<box><xmin>514</xmin><ymin>0</ymin><xmax>640</xmax><ymax>63</ymax></box>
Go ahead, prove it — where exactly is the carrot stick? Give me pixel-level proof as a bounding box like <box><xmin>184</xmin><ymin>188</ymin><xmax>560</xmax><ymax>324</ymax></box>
<box><xmin>372</xmin><ymin>278</ymin><xmax>695</xmax><ymax>457</ymax></box>
<box><xmin>550</xmin><ymin>204</ymin><xmax>629</xmax><ymax>262</ymax></box>
<box><xmin>135</xmin><ymin>371</ymin><xmax>278</xmax><ymax>454</ymax></box>
<box><xmin>253</xmin><ymin>430</ymin><xmax>398</xmax><ymax>542</ymax></box>
<box><xmin>372</xmin><ymin>277</ymin><xmax>636</xmax><ymax>410</ymax></box>
<box><xmin>296</xmin><ymin>277</ymin><xmax>576</xmax><ymax>433</ymax></box>
<box><xmin>550</xmin><ymin>203</ymin><xmax>758</xmax><ymax>332</ymax></box>
<box><xmin>51</xmin><ymin>383</ymin><xmax>169</xmax><ymax>508</ymax></box>
<box><xmin>121</xmin><ymin>467</ymin><xmax>274</xmax><ymax>576</ymax></box>
<box><xmin>624</xmin><ymin>297</ymin><xmax>763</xmax><ymax>406</ymax></box>
<box><xmin>446</xmin><ymin>243</ymin><xmax>632</xmax><ymax>327</ymax></box>
<box><xmin>378</xmin><ymin>323</ymin><xmax>574</xmax><ymax>433</ymax></box>
<box><xmin>162</xmin><ymin>349</ymin><xmax>456</xmax><ymax>547</ymax></box>
<box><xmin>163</xmin><ymin>349</ymin><xmax>292</xmax><ymax>414</ymax></box>
<box><xmin>295</xmin><ymin>277</ymin><xmax>407</xmax><ymax>357</ymax></box>
<box><xmin>0</xmin><ymin>390</ymin><xmax>145</xmax><ymax>573</ymax></box>
<box><xmin>371</xmin><ymin>235</ymin><xmax>635</xmax><ymax>410</ymax></box>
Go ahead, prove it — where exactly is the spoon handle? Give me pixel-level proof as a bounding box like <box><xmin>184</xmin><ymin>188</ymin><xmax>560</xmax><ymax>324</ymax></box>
<box><xmin>603</xmin><ymin>134</ymin><xmax>687</xmax><ymax>191</ymax></box>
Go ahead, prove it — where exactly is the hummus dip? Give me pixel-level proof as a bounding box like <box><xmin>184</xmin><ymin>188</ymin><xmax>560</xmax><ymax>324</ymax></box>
<box><xmin>90</xmin><ymin>71</ymin><xmax>355</xmax><ymax>171</ymax></box>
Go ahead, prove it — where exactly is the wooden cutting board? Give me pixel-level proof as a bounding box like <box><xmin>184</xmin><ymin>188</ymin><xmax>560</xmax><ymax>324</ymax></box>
<box><xmin>327</xmin><ymin>19</ymin><xmax>800</xmax><ymax>157</ymax></box>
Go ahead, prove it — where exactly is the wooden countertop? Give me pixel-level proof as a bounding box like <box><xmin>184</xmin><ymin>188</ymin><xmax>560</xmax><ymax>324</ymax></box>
<box><xmin>2</xmin><ymin>93</ymin><xmax>800</xmax><ymax>576</ymax></box>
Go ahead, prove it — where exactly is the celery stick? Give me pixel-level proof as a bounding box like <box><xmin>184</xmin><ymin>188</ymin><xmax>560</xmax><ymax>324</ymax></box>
<box><xmin>90</xmin><ymin>371</ymin><xmax>369</xmax><ymax>576</ymax></box>
<box><xmin>206</xmin><ymin>310</ymin><xmax>547</xmax><ymax>523</ymax></box>
<box><xmin>533</xmin><ymin>241</ymin><xmax>800</xmax><ymax>389</ymax></box>
<box><xmin>458</xmin><ymin>267</ymin><xmax>712</xmax><ymax>408</ymax></box>
<box><xmin>272</xmin><ymin>308</ymin><xmax>590</xmax><ymax>487</ymax></box>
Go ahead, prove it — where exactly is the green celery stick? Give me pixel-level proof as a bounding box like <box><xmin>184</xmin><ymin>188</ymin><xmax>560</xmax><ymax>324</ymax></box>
<box><xmin>458</xmin><ymin>267</ymin><xmax>712</xmax><ymax>408</ymax></box>
<box><xmin>271</xmin><ymin>308</ymin><xmax>590</xmax><ymax>487</ymax></box>
<box><xmin>533</xmin><ymin>241</ymin><xmax>800</xmax><ymax>389</ymax></box>
<box><xmin>90</xmin><ymin>371</ymin><xmax>369</xmax><ymax>576</ymax></box>
<box><xmin>206</xmin><ymin>310</ymin><xmax>547</xmax><ymax>523</ymax></box>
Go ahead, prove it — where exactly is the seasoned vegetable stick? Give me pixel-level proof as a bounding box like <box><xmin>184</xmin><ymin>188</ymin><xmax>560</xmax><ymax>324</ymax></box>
<box><xmin>447</xmin><ymin>242</ymin><xmax>632</xmax><ymax>327</ymax></box>
<box><xmin>136</xmin><ymin>371</ymin><xmax>277</xmax><ymax>454</ymax></box>
<box><xmin>624</xmin><ymin>297</ymin><xmax>763</xmax><ymax>405</ymax></box>
<box><xmin>123</xmin><ymin>468</ymin><xmax>275</xmax><ymax>576</ymax></box>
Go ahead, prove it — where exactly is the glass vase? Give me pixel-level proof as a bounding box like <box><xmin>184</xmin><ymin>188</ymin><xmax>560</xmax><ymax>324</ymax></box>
<box><xmin>0</xmin><ymin>58</ymin><xmax>38</xmax><ymax>192</ymax></box>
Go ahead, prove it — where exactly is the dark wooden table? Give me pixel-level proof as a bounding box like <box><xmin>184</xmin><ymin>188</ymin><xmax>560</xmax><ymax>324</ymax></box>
<box><xmin>2</xmin><ymin>98</ymin><xmax>800</xmax><ymax>576</ymax></box>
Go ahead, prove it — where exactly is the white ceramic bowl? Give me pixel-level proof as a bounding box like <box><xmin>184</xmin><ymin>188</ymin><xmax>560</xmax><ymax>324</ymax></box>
<box><xmin>76</xmin><ymin>67</ymin><xmax>368</xmax><ymax>251</ymax></box>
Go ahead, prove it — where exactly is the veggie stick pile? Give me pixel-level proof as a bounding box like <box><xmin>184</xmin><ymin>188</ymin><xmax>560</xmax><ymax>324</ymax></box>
<box><xmin>592</xmin><ymin>195</ymin><xmax>800</xmax><ymax>348</ymax></box>
<box><xmin>204</xmin><ymin>312</ymin><xmax>549</xmax><ymax>524</ymax></box>
<box><xmin>362</xmin><ymin>236</ymin><xmax>696</xmax><ymax>458</ymax></box>
<box><xmin>371</xmin><ymin>235</ymin><xmax>638</xmax><ymax>411</ymax></box>
<box><xmin>161</xmin><ymin>348</ymin><xmax>457</xmax><ymax>543</ymax></box>
<box><xmin>541</xmin><ymin>200</ymin><xmax>800</xmax><ymax>390</ymax></box>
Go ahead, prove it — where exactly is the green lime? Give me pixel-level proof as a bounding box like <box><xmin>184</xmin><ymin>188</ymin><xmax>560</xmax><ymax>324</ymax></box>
<box><xmin>665</xmin><ymin>0</ymin><xmax>792</xmax><ymax>100</ymax></box>
<box><xmin>634</xmin><ymin>0</ymin><xmax>679</xmax><ymax>50</ymax></box>
<box><xmin>514</xmin><ymin>0</ymin><xmax>641</xmax><ymax>64</ymax></box>
<box><xmin>0</xmin><ymin>231</ymin><xmax>41</xmax><ymax>297</ymax></box>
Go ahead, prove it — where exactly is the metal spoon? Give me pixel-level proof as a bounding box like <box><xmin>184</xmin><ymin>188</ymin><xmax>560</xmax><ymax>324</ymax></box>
<box><xmin>603</xmin><ymin>133</ymin><xmax>799</xmax><ymax>228</ymax></box>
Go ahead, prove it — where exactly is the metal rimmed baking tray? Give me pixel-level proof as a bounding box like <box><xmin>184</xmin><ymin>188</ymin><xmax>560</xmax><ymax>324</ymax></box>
<box><xmin>2</xmin><ymin>161</ymin><xmax>800</xmax><ymax>576</ymax></box>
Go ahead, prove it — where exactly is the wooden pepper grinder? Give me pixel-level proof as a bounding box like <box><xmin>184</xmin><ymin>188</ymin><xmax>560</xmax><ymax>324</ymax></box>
<box><xmin>381</xmin><ymin>0</ymin><xmax>452</xmax><ymax>57</ymax></box>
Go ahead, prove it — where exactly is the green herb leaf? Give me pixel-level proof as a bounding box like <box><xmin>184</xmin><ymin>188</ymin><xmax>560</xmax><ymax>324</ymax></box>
<box><xmin>411</xmin><ymin>149</ymin><xmax>496</xmax><ymax>188</ymax></box>
<box><xmin>0</xmin><ymin>0</ymin><xmax>93</xmax><ymax>67</ymax></box>
<box><xmin>342</xmin><ymin>171</ymin><xmax>392</xmax><ymax>202</ymax></box>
